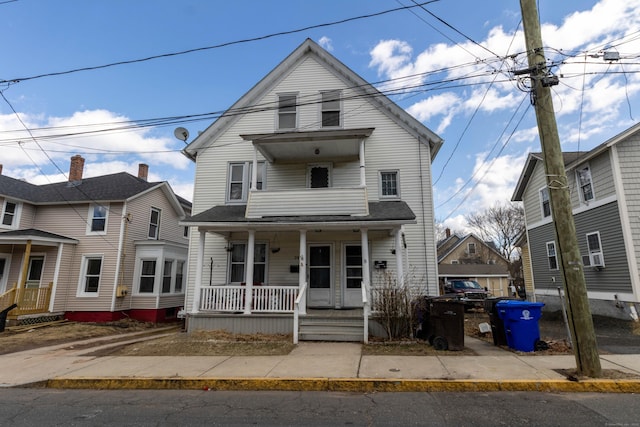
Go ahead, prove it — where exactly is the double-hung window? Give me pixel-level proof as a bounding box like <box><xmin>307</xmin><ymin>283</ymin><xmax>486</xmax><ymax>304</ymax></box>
<box><xmin>88</xmin><ymin>204</ymin><xmax>108</xmax><ymax>234</ymax></box>
<box><xmin>278</xmin><ymin>94</ymin><xmax>297</xmax><ymax>130</ymax></box>
<box><xmin>379</xmin><ymin>171</ymin><xmax>399</xmax><ymax>198</ymax></box>
<box><xmin>148</xmin><ymin>208</ymin><xmax>160</xmax><ymax>240</ymax></box>
<box><xmin>229</xmin><ymin>242</ymin><xmax>267</xmax><ymax>284</ymax></box>
<box><xmin>540</xmin><ymin>187</ymin><xmax>551</xmax><ymax>218</ymax></box>
<box><xmin>576</xmin><ymin>165</ymin><xmax>594</xmax><ymax>203</ymax></box>
<box><xmin>162</xmin><ymin>260</ymin><xmax>173</xmax><ymax>293</ymax></box>
<box><xmin>467</xmin><ymin>243</ymin><xmax>477</xmax><ymax>256</ymax></box>
<box><xmin>546</xmin><ymin>241</ymin><xmax>558</xmax><ymax>270</ymax></box>
<box><xmin>227</xmin><ymin>162</ymin><xmax>265</xmax><ymax>203</ymax></box>
<box><xmin>79</xmin><ymin>255</ymin><xmax>103</xmax><ymax>295</ymax></box>
<box><xmin>139</xmin><ymin>260</ymin><xmax>156</xmax><ymax>293</ymax></box>
<box><xmin>175</xmin><ymin>261</ymin><xmax>185</xmax><ymax>293</ymax></box>
<box><xmin>1</xmin><ymin>200</ymin><xmax>18</xmax><ymax>228</ymax></box>
<box><xmin>321</xmin><ymin>90</ymin><xmax>341</xmax><ymax>127</ymax></box>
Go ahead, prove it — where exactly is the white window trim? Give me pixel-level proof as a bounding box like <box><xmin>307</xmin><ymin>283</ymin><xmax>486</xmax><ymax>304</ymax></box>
<box><xmin>137</xmin><ymin>258</ymin><xmax>159</xmax><ymax>294</ymax></box>
<box><xmin>307</xmin><ymin>163</ymin><xmax>333</xmax><ymax>188</ymax></box>
<box><xmin>161</xmin><ymin>259</ymin><xmax>174</xmax><ymax>294</ymax></box>
<box><xmin>77</xmin><ymin>254</ymin><xmax>103</xmax><ymax>297</ymax></box>
<box><xmin>276</xmin><ymin>92</ymin><xmax>298</xmax><ymax>130</ymax></box>
<box><xmin>226</xmin><ymin>161</ymin><xmax>265</xmax><ymax>204</ymax></box>
<box><xmin>539</xmin><ymin>187</ymin><xmax>551</xmax><ymax>218</ymax></box>
<box><xmin>379</xmin><ymin>170</ymin><xmax>400</xmax><ymax>199</ymax></box>
<box><xmin>227</xmin><ymin>241</ymin><xmax>269</xmax><ymax>285</ymax></box>
<box><xmin>86</xmin><ymin>203</ymin><xmax>108</xmax><ymax>235</ymax></box>
<box><xmin>546</xmin><ymin>241</ymin><xmax>559</xmax><ymax>270</ymax></box>
<box><xmin>467</xmin><ymin>242</ymin><xmax>477</xmax><ymax>255</ymax></box>
<box><xmin>1</xmin><ymin>199</ymin><xmax>21</xmax><ymax>230</ymax></box>
<box><xmin>576</xmin><ymin>164</ymin><xmax>595</xmax><ymax>204</ymax></box>
<box><xmin>586</xmin><ymin>231</ymin><xmax>605</xmax><ymax>267</ymax></box>
<box><xmin>320</xmin><ymin>89</ymin><xmax>342</xmax><ymax>128</ymax></box>
<box><xmin>148</xmin><ymin>207</ymin><xmax>161</xmax><ymax>240</ymax></box>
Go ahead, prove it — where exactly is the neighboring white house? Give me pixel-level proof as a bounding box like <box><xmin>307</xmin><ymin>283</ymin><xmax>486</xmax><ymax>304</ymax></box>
<box><xmin>181</xmin><ymin>39</ymin><xmax>443</xmax><ymax>341</ymax></box>
<box><xmin>512</xmin><ymin>122</ymin><xmax>640</xmax><ymax>319</ymax></box>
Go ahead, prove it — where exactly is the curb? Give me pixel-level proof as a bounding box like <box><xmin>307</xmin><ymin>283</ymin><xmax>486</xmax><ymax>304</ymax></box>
<box><xmin>46</xmin><ymin>377</ymin><xmax>640</xmax><ymax>393</ymax></box>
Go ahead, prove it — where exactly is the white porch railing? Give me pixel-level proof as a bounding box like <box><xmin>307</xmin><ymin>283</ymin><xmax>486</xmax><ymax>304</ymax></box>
<box><xmin>293</xmin><ymin>282</ymin><xmax>307</xmax><ymax>344</ymax></box>
<box><xmin>199</xmin><ymin>285</ymin><xmax>298</xmax><ymax>313</ymax></box>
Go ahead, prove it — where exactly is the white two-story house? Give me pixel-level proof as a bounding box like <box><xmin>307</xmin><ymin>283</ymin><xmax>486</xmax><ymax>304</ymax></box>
<box><xmin>181</xmin><ymin>39</ymin><xmax>443</xmax><ymax>341</ymax></box>
<box><xmin>512</xmin><ymin>122</ymin><xmax>640</xmax><ymax>319</ymax></box>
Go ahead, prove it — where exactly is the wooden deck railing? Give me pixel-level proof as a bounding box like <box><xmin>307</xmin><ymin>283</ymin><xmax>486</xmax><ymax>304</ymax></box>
<box><xmin>0</xmin><ymin>283</ymin><xmax>53</xmax><ymax>319</ymax></box>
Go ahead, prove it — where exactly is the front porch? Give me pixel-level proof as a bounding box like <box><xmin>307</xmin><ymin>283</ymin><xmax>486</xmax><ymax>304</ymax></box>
<box><xmin>0</xmin><ymin>283</ymin><xmax>56</xmax><ymax>325</ymax></box>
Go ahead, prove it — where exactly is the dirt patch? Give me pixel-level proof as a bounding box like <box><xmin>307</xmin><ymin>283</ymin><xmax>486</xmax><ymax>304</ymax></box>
<box><xmin>362</xmin><ymin>340</ymin><xmax>476</xmax><ymax>356</ymax></box>
<box><xmin>554</xmin><ymin>368</ymin><xmax>640</xmax><ymax>380</ymax></box>
<box><xmin>86</xmin><ymin>330</ymin><xmax>296</xmax><ymax>357</ymax></box>
<box><xmin>0</xmin><ymin>319</ymin><xmax>165</xmax><ymax>355</ymax></box>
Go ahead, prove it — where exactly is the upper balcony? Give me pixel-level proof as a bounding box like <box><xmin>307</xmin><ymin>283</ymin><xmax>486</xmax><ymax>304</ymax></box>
<box><xmin>245</xmin><ymin>187</ymin><xmax>368</xmax><ymax>218</ymax></box>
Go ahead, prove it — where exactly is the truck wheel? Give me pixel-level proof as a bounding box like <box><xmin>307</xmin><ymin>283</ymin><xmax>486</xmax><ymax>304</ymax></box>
<box><xmin>433</xmin><ymin>336</ymin><xmax>448</xmax><ymax>351</ymax></box>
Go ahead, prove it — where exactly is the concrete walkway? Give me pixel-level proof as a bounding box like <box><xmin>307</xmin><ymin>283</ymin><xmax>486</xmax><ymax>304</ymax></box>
<box><xmin>2</xmin><ymin>330</ymin><xmax>640</xmax><ymax>392</ymax></box>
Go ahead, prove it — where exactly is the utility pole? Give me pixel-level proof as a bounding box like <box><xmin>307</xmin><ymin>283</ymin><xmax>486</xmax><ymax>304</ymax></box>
<box><xmin>519</xmin><ymin>0</ymin><xmax>601</xmax><ymax>377</ymax></box>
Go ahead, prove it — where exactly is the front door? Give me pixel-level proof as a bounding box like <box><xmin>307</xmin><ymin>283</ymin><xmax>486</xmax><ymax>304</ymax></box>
<box><xmin>307</xmin><ymin>244</ymin><xmax>332</xmax><ymax>307</ymax></box>
<box><xmin>342</xmin><ymin>244</ymin><xmax>364</xmax><ymax>308</ymax></box>
<box><xmin>26</xmin><ymin>256</ymin><xmax>44</xmax><ymax>289</ymax></box>
<box><xmin>0</xmin><ymin>256</ymin><xmax>8</xmax><ymax>293</ymax></box>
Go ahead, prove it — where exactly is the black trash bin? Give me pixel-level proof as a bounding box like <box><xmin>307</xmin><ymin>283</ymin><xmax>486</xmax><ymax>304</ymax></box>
<box><xmin>0</xmin><ymin>303</ymin><xmax>18</xmax><ymax>333</ymax></box>
<box><xmin>483</xmin><ymin>297</ymin><xmax>515</xmax><ymax>346</ymax></box>
<box><xmin>424</xmin><ymin>297</ymin><xmax>464</xmax><ymax>351</ymax></box>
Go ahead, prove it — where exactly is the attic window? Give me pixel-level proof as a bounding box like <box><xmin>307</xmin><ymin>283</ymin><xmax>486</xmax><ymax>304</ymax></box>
<box><xmin>321</xmin><ymin>90</ymin><xmax>341</xmax><ymax>127</ymax></box>
<box><xmin>278</xmin><ymin>94</ymin><xmax>297</xmax><ymax>130</ymax></box>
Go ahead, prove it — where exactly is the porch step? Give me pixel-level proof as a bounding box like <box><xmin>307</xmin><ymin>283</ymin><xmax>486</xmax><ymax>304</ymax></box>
<box><xmin>298</xmin><ymin>315</ymin><xmax>365</xmax><ymax>342</ymax></box>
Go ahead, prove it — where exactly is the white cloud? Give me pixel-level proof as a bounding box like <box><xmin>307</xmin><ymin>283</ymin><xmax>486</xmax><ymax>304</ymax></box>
<box><xmin>318</xmin><ymin>36</ymin><xmax>333</xmax><ymax>52</ymax></box>
<box><xmin>0</xmin><ymin>109</ymin><xmax>192</xmax><ymax>198</ymax></box>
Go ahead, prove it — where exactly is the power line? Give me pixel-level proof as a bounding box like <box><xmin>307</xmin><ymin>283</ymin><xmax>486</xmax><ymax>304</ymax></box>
<box><xmin>0</xmin><ymin>1</ymin><xmax>439</xmax><ymax>85</ymax></box>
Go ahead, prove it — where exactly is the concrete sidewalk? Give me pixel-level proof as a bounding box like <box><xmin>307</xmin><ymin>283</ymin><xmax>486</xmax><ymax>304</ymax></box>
<box><xmin>2</xmin><ymin>330</ymin><xmax>640</xmax><ymax>392</ymax></box>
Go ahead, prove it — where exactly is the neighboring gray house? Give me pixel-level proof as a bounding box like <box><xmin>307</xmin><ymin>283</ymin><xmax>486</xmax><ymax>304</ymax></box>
<box><xmin>0</xmin><ymin>156</ymin><xmax>191</xmax><ymax>323</ymax></box>
<box><xmin>180</xmin><ymin>39</ymin><xmax>443</xmax><ymax>342</ymax></box>
<box><xmin>512</xmin><ymin>122</ymin><xmax>640</xmax><ymax>318</ymax></box>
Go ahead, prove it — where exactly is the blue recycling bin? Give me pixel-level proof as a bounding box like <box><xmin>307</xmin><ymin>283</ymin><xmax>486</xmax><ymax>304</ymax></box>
<box><xmin>495</xmin><ymin>300</ymin><xmax>545</xmax><ymax>352</ymax></box>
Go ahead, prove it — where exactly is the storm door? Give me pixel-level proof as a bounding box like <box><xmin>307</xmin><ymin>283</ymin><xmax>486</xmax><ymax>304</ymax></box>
<box><xmin>307</xmin><ymin>244</ymin><xmax>333</xmax><ymax>307</ymax></box>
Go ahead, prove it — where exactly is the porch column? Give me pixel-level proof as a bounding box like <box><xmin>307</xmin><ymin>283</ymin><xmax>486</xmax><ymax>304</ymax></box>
<box><xmin>359</xmin><ymin>139</ymin><xmax>366</xmax><ymax>187</ymax></box>
<box><xmin>298</xmin><ymin>229</ymin><xmax>307</xmax><ymax>315</ymax></box>
<box><xmin>360</xmin><ymin>228</ymin><xmax>370</xmax><ymax>308</ymax></box>
<box><xmin>395</xmin><ymin>228</ymin><xmax>404</xmax><ymax>287</ymax></box>
<box><xmin>17</xmin><ymin>240</ymin><xmax>32</xmax><ymax>297</ymax></box>
<box><xmin>49</xmin><ymin>242</ymin><xmax>64</xmax><ymax>312</ymax></box>
<box><xmin>251</xmin><ymin>146</ymin><xmax>258</xmax><ymax>190</ymax></box>
<box><xmin>243</xmin><ymin>230</ymin><xmax>255</xmax><ymax>314</ymax></box>
<box><xmin>192</xmin><ymin>230</ymin><xmax>206</xmax><ymax>313</ymax></box>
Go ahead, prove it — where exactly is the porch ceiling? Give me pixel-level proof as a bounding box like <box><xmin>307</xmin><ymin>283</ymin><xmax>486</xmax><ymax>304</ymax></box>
<box><xmin>181</xmin><ymin>200</ymin><xmax>416</xmax><ymax>232</ymax></box>
<box><xmin>240</xmin><ymin>128</ymin><xmax>374</xmax><ymax>163</ymax></box>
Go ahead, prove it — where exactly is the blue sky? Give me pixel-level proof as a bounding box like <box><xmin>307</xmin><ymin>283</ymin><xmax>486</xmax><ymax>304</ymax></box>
<box><xmin>2</xmin><ymin>0</ymin><xmax>639</xmax><ymax>231</ymax></box>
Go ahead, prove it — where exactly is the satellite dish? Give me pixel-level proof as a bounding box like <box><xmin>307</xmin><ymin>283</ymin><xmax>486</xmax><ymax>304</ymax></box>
<box><xmin>174</xmin><ymin>127</ymin><xmax>189</xmax><ymax>143</ymax></box>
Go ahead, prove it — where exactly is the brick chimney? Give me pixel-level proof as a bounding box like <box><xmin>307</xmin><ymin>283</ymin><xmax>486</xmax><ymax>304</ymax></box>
<box><xmin>445</xmin><ymin>228</ymin><xmax>451</xmax><ymax>238</ymax></box>
<box><xmin>0</xmin><ymin>164</ymin><xmax>3</xmax><ymax>175</ymax></box>
<box><xmin>69</xmin><ymin>155</ymin><xmax>85</xmax><ymax>182</ymax></box>
<box><xmin>138</xmin><ymin>163</ymin><xmax>149</xmax><ymax>181</ymax></box>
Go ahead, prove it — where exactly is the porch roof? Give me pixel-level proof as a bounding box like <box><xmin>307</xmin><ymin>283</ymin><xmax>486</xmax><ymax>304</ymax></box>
<box><xmin>0</xmin><ymin>228</ymin><xmax>79</xmax><ymax>246</ymax></box>
<box><xmin>182</xmin><ymin>201</ymin><xmax>416</xmax><ymax>230</ymax></box>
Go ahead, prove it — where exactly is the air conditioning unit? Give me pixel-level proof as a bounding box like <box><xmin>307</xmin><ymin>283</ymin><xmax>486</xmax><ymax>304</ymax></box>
<box><xmin>590</xmin><ymin>253</ymin><xmax>605</xmax><ymax>269</ymax></box>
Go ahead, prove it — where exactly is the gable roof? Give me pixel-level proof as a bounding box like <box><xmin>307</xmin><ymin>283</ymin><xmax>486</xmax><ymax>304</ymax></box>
<box><xmin>436</xmin><ymin>233</ymin><xmax>507</xmax><ymax>263</ymax></box>
<box><xmin>0</xmin><ymin>172</ymin><xmax>190</xmax><ymax>216</ymax></box>
<box><xmin>512</xmin><ymin>122</ymin><xmax>640</xmax><ymax>201</ymax></box>
<box><xmin>183</xmin><ymin>38</ymin><xmax>443</xmax><ymax>161</ymax></box>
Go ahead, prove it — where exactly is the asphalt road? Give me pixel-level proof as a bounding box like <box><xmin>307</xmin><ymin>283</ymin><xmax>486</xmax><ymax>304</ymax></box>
<box><xmin>2</xmin><ymin>389</ymin><xmax>640</xmax><ymax>426</ymax></box>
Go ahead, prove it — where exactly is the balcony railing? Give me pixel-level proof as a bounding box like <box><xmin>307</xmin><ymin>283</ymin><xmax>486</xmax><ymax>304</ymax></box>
<box><xmin>245</xmin><ymin>187</ymin><xmax>368</xmax><ymax>218</ymax></box>
<box><xmin>200</xmin><ymin>285</ymin><xmax>298</xmax><ymax>313</ymax></box>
